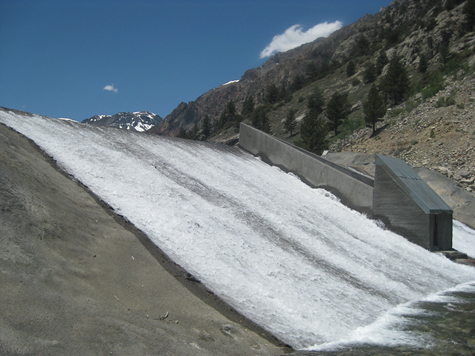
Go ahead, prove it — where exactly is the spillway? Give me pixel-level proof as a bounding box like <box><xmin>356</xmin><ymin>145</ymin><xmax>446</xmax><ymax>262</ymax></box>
<box><xmin>1</xmin><ymin>109</ymin><xmax>474</xmax><ymax>350</ymax></box>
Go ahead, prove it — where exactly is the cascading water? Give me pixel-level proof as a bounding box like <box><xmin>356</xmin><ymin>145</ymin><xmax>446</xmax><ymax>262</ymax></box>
<box><xmin>1</xmin><ymin>109</ymin><xmax>474</xmax><ymax>351</ymax></box>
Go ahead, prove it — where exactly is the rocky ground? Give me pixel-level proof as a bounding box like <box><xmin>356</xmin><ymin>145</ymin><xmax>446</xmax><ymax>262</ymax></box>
<box><xmin>331</xmin><ymin>73</ymin><xmax>475</xmax><ymax>194</ymax></box>
<box><xmin>0</xmin><ymin>123</ymin><xmax>287</xmax><ymax>356</ymax></box>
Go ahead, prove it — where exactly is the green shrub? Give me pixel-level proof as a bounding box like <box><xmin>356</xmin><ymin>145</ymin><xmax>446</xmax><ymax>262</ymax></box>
<box><xmin>422</xmin><ymin>73</ymin><xmax>445</xmax><ymax>100</ymax></box>
<box><xmin>444</xmin><ymin>56</ymin><xmax>470</xmax><ymax>77</ymax></box>
<box><xmin>405</xmin><ymin>99</ymin><xmax>421</xmax><ymax>113</ymax></box>
<box><xmin>435</xmin><ymin>96</ymin><xmax>456</xmax><ymax>107</ymax></box>
<box><xmin>388</xmin><ymin>108</ymin><xmax>404</xmax><ymax>117</ymax></box>
<box><xmin>446</xmin><ymin>96</ymin><xmax>456</xmax><ymax>106</ymax></box>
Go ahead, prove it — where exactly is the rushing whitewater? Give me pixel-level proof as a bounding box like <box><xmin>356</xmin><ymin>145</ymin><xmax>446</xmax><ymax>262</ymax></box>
<box><xmin>1</xmin><ymin>110</ymin><xmax>474</xmax><ymax>350</ymax></box>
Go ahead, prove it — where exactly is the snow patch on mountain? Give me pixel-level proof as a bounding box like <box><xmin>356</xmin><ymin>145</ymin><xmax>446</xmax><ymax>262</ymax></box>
<box><xmin>83</xmin><ymin>111</ymin><xmax>162</xmax><ymax>132</ymax></box>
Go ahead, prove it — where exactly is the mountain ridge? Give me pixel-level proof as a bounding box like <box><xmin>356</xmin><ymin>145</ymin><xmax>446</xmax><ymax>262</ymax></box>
<box><xmin>146</xmin><ymin>0</ymin><xmax>475</xmax><ymax>197</ymax></box>
<box><xmin>150</xmin><ymin>0</ymin><xmax>474</xmax><ymax>140</ymax></box>
<box><xmin>83</xmin><ymin>111</ymin><xmax>162</xmax><ymax>132</ymax></box>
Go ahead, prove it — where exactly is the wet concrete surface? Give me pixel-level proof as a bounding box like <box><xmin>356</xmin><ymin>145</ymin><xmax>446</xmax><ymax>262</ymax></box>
<box><xmin>0</xmin><ymin>123</ymin><xmax>287</xmax><ymax>356</ymax></box>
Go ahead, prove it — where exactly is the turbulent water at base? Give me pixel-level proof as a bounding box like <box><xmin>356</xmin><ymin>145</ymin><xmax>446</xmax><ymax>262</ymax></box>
<box><xmin>1</xmin><ymin>110</ymin><xmax>474</xmax><ymax>352</ymax></box>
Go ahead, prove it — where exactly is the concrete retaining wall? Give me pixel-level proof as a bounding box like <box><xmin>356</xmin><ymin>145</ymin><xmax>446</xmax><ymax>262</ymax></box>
<box><xmin>239</xmin><ymin>123</ymin><xmax>374</xmax><ymax>214</ymax></box>
<box><xmin>373</xmin><ymin>154</ymin><xmax>453</xmax><ymax>251</ymax></box>
<box><xmin>373</xmin><ymin>162</ymin><xmax>432</xmax><ymax>249</ymax></box>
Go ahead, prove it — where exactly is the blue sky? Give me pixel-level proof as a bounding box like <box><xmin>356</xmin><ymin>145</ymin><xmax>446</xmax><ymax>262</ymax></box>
<box><xmin>0</xmin><ymin>0</ymin><xmax>391</xmax><ymax>121</ymax></box>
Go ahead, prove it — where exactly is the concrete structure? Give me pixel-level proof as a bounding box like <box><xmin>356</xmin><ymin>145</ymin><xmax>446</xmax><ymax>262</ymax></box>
<box><xmin>373</xmin><ymin>154</ymin><xmax>453</xmax><ymax>251</ymax></box>
<box><xmin>239</xmin><ymin>123</ymin><xmax>374</xmax><ymax>214</ymax></box>
<box><xmin>239</xmin><ymin>123</ymin><xmax>453</xmax><ymax>251</ymax></box>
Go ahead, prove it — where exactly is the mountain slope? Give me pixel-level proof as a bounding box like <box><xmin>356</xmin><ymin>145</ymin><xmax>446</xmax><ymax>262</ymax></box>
<box><xmin>152</xmin><ymin>0</ymin><xmax>474</xmax><ymax>137</ymax></box>
<box><xmin>149</xmin><ymin>0</ymin><xmax>475</xmax><ymax>196</ymax></box>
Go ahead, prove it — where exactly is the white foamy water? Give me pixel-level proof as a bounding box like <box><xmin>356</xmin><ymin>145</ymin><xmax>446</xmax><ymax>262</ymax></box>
<box><xmin>1</xmin><ymin>110</ymin><xmax>474</xmax><ymax>350</ymax></box>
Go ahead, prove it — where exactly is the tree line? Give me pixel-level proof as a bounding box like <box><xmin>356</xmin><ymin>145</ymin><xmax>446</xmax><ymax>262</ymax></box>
<box><xmin>283</xmin><ymin>53</ymin><xmax>413</xmax><ymax>154</ymax></box>
<box><xmin>178</xmin><ymin>54</ymin><xmax>409</xmax><ymax>151</ymax></box>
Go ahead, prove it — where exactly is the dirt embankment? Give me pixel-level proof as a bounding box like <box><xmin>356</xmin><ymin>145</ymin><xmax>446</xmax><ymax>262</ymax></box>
<box><xmin>0</xmin><ymin>123</ymin><xmax>287</xmax><ymax>356</ymax></box>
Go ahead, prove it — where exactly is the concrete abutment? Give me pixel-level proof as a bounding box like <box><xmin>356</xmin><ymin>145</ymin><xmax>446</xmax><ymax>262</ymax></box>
<box><xmin>238</xmin><ymin>123</ymin><xmax>453</xmax><ymax>251</ymax></box>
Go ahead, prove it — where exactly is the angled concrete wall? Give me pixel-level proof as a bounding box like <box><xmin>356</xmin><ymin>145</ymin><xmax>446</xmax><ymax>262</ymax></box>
<box><xmin>239</xmin><ymin>123</ymin><xmax>374</xmax><ymax>214</ymax></box>
<box><xmin>373</xmin><ymin>154</ymin><xmax>453</xmax><ymax>251</ymax></box>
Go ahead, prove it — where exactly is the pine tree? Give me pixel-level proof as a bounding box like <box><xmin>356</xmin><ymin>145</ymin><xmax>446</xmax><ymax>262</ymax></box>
<box><xmin>326</xmin><ymin>91</ymin><xmax>349</xmax><ymax>136</ymax></box>
<box><xmin>216</xmin><ymin>100</ymin><xmax>241</xmax><ymax>129</ymax></box>
<box><xmin>201</xmin><ymin>115</ymin><xmax>211</xmax><ymax>140</ymax></box>
<box><xmin>363</xmin><ymin>85</ymin><xmax>387</xmax><ymax>134</ymax></box>
<box><xmin>418</xmin><ymin>53</ymin><xmax>428</xmax><ymax>74</ymax></box>
<box><xmin>346</xmin><ymin>60</ymin><xmax>356</xmax><ymax>77</ymax></box>
<box><xmin>241</xmin><ymin>96</ymin><xmax>255</xmax><ymax>118</ymax></box>
<box><xmin>300</xmin><ymin>109</ymin><xmax>328</xmax><ymax>154</ymax></box>
<box><xmin>190</xmin><ymin>123</ymin><xmax>199</xmax><ymax>140</ymax></box>
<box><xmin>463</xmin><ymin>0</ymin><xmax>475</xmax><ymax>32</ymax></box>
<box><xmin>284</xmin><ymin>108</ymin><xmax>297</xmax><ymax>136</ymax></box>
<box><xmin>380</xmin><ymin>55</ymin><xmax>410</xmax><ymax>105</ymax></box>
<box><xmin>261</xmin><ymin>112</ymin><xmax>271</xmax><ymax>133</ymax></box>
<box><xmin>225</xmin><ymin>100</ymin><xmax>237</xmax><ymax>119</ymax></box>
<box><xmin>291</xmin><ymin>75</ymin><xmax>304</xmax><ymax>92</ymax></box>
<box><xmin>376</xmin><ymin>50</ymin><xmax>389</xmax><ymax>75</ymax></box>
<box><xmin>306</xmin><ymin>62</ymin><xmax>319</xmax><ymax>82</ymax></box>
<box><xmin>177</xmin><ymin>127</ymin><xmax>189</xmax><ymax>139</ymax></box>
<box><xmin>251</xmin><ymin>105</ymin><xmax>271</xmax><ymax>133</ymax></box>
<box><xmin>265</xmin><ymin>84</ymin><xmax>280</xmax><ymax>104</ymax></box>
<box><xmin>307</xmin><ymin>88</ymin><xmax>325</xmax><ymax>113</ymax></box>
<box><xmin>363</xmin><ymin>62</ymin><xmax>377</xmax><ymax>83</ymax></box>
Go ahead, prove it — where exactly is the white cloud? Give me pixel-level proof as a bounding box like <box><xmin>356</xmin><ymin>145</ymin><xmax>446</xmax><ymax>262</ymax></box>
<box><xmin>103</xmin><ymin>84</ymin><xmax>118</xmax><ymax>93</ymax></box>
<box><xmin>260</xmin><ymin>21</ymin><xmax>343</xmax><ymax>59</ymax></box>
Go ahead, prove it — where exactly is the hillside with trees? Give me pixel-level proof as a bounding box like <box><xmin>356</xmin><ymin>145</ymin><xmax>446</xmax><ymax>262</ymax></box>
<box><xmin>151</xmin><ymin>0</ymin><xmax>475</xmax><ymax>192</ymax></box>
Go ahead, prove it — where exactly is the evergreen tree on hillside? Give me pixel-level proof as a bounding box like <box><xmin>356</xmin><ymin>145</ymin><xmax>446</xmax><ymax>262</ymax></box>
<box><xmin>177</xmin><ymin>127</ymin><xmax>188</xmax><ymax>139</ymax></box>
<box><xmin>216</xmin><ymin>111</ymin><xmax>227</xmax><ymax>130</ymax></box>
<box><xmin>326</xmin><ymin>91</ymin><xmax>349</xmax><ymax>136</ymax></box>
<box><xmin>279</xmin><ymin>84</ymin><xmax>288</xmax><ymax>102</ymax></box>
<box><xmin>241</xmin><ymin>96</ymin><xmax>255</xmax><ymax>118</ymax></box>
<box><xmin>251</xmin><ymin>105</ymin><xmax>271</xmax><ymax>133</ymax></box>
<box><xmin>380</xmin><ymin>55</ymin><xmax>410</xmax><ymax>105</ymax></box>
<box><xmin>351</xmin><ymin>35</ymin><xmax>370</xmax><ymax>57</ymax></box>
<box><xmin>300</xmin><ymin>109</ymin><xmax>328</xmax><ymax>154</ymax></box>
<box><xmin>363</xmin><ymin>62</ymin><xmax>377</xmax><ymax>83</ymax></box>
<box><xmin>265</xmin><ymin>84</ymin><xmax>281</xmax><ymax>104</ymax></box>
<box><xmin>376</xmin><ymin>50</ymin><xmax>389</xmax><ymax>75</ymax></box>
<box><xmin>291</xmin><ymin>75</ymin><xmax>304</xmax><ymax>92</ymax></box>
<box><xmin>190</xmin><ymin>123</ymin><xmax>199</xmax><ymax>140</ymax></box>
<box><xmin>201</xmin><ymin>115</ymin><xmax>211</xmax><ymax>140</ymax></box>
<box><xmin>284</xmin><ymin>108</ymin><xmax>297</xmax><ymax>136</ymax></box>
<box><xmin>226</xmin><ymin>100</ymin><xmax>236</xmax><ymax>118</ymax></box>
<box><xmin>216</xmin><ymin>100</ymin><xmax>241</xmax><ymax>129</ymax></box>
<box><xmin>306</xmin><ymin>62</ymin><xmax>319</xmax><ymax>82</ymax></box>
<box><xmin>299</xmin><ymin>87</ymin><xmax>328</xmax><ymax>153</ymax></box>
<box><xmin>307</xmin><ymin>87</ymin><xmax>325</xmax><ymax>113</ymax></box>
<box><xmin>418</xmin><ymin>53</ymin><xmax>428</xmax><ymax>74</ymax></box>
<box><xmin>363</xmin><ymin>85</ymin><xmax>387</xmax><ymax>134</ymax></box>
<box><xmin>346</xmin><ymin>60</ymin><xmax>356</xmax><ymax>77</ymax></box>
<box><xmin>445</xmin><ymin>0</ymin><xmax>464</xmax><ymax>11</ymax></box>
<box><xmin>463</xmin><ymin>0</ymin><xmax>475</xmax><ymax>32</ymax></box>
